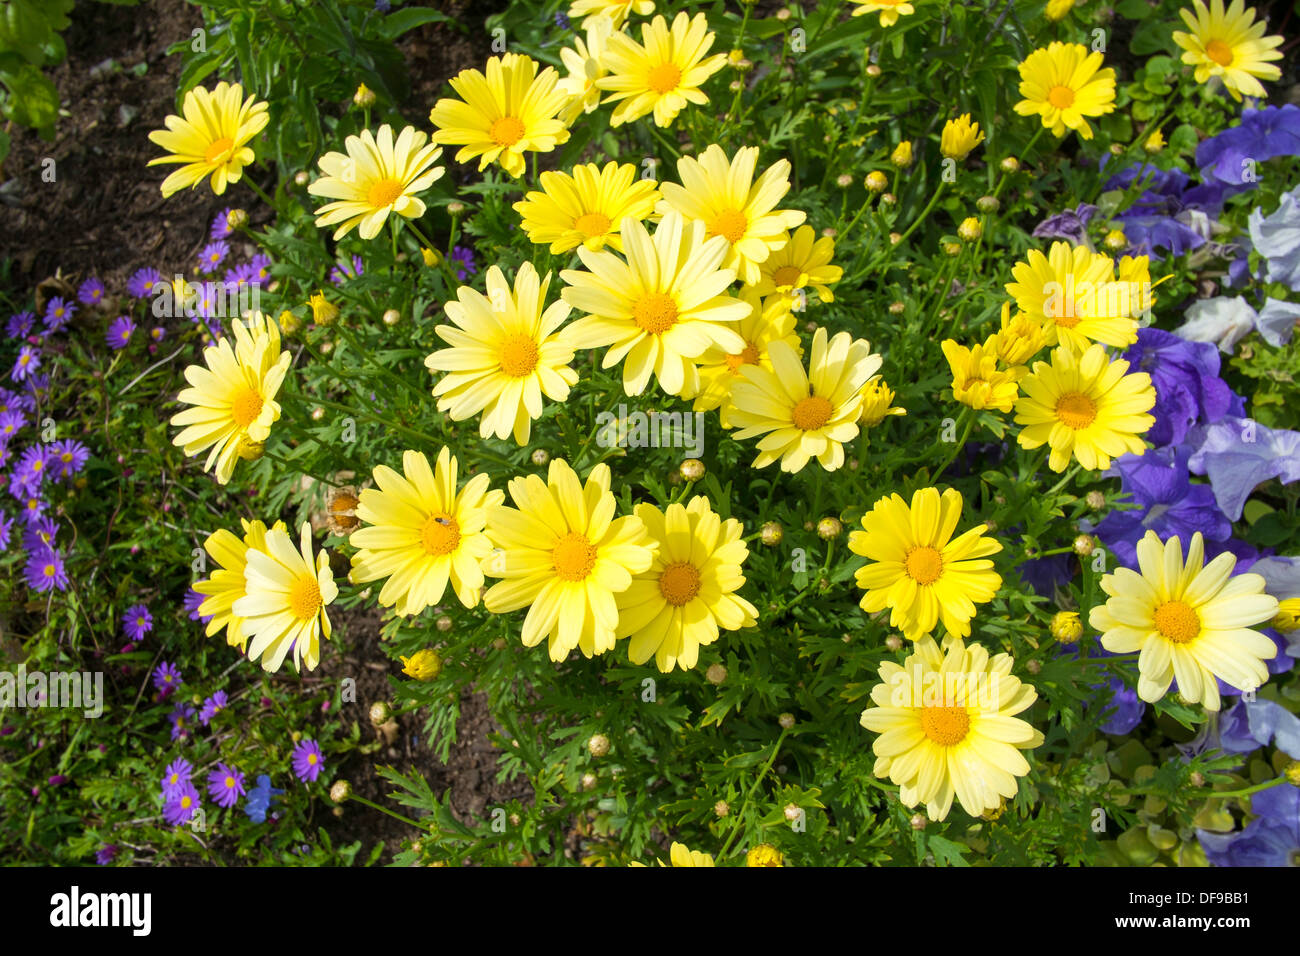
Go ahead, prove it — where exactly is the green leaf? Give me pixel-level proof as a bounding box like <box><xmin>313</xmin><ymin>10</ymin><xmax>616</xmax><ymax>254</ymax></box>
<box><xmin>378</xmin><ymin>7</ymin><xmax>450</xmax><ymax>40</ymax></box>
<box><xmin>1115</xmin><ymin>0</ymin><xmax>1154</xmax><ymax>20</ymax></box>
<box><xmin>0</xmin><ymin>62</ymin><xmax>59</xmax><ymax>129</ymax></box>
<box><xmin>928</xmin><ymin>835</ymin><xmax>971</xmax><ymax>867</ymax></box>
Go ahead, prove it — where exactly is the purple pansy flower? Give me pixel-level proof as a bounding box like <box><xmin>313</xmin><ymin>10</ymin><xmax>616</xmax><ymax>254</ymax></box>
<box><xmin>1032</xmin><ymin>203</ymin><xmax>1098</xmax><ymax>245</ymax></box>
<box><xmin>1198</xmin><ymin>105</ymin><xmax>1300</xmax><ymax>186</ymax></box>
<box><xmin>1121</xmin><ymin>328</ymin><xmax>1243</xmax><ymax>447</ymax></box>
<box><xmin>1198</xmin><ymin>784</ymin><xmax>1300</xmax><ymax>867</ymax></box>
<box><xmin>1185</xmin><ymin>417</ymin><xmax>1300</xmax><ymax>521</ymax></box>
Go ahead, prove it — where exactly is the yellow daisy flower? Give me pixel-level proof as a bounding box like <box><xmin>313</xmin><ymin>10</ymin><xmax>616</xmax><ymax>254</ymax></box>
<box><xmin>667</xmin><ymin>842</ymin><xmax>715</xmax><ymax>866</ymax></box>
<box><xmin>170</xmin><ymin>312</ymin><xmax>292</xmax><ymax>485</ymax></box>
<box><xmin>657</xmin><ymin>144</ymin><xmax>806</xmax><ymax>287</ymax></box>
<box><xmin>1089</xmin><ymin>530</ymin><xmax>1280</xmax><ymax>711</ymax></box>
<box><xmin>850</xmin><ymin>0</ymin><xmax>916</xmax><ymax>27</ymax></box>
<box><xmin>1172</xmin><ymin>0</ymin><xmax>1283</xmax><ymax>101</ymax></box>
<box><xmin>484</xmin><ymin>459</ymin><xmax>656</xmax><ymax>662</ymax></box>
<box><xmin>306</xmin><ymin>125</ymin><xmax>445</xmax><ymax>241</ymax></box>
<box><xmin>596</xmin><ymin>12</ymin><xmax>728</xmax><ymax>129</ymax></box>
<box><xmin>559</xmin><ymin>211</ymin><xmax>748</xmax><ymax>398</ymax></box>
<box><xmin>1013</xmin><ymin>344</ymin><xmax>1156</xmax><ymax>472</ymax></box>
<box><xmin>941</xmin><ymin>339</ymin><xmax>1025</xmax><ymax>413</ymax></box>
<box><xmin>568</xmin><ymin>0</ymin><xmax>653</xmax><ymax>30</ymax></box>
<box><xmin>859</xmin><ymin>378</ymin><xmax>907</xmax><ymax>427</ymax></box>
<box><xmin>751</xmin><ymin>225</ymin><xmax>843</xmax><ymax>304</ymax></box>
<box><xmin>429</xmin><ymin>53</ymin><xmax>571</xmax><ymax>178</ymax></box>
<box><xmin>194</xmin><ymin>519</ymin><xmax>284</xmax><ymax>652</ymax></box>
<box><xmin>557</xmin><ymin>18</ymin><xmax>615</xmax><ymax>124</ymax></box>
<box><xmin>691</xmin><ymin>288</ymin><xmax>799</xmax><ymax>427</ymax></box>
<box><xmin>1005</xmin><ymin>242</ymin><xmax>1144</xmax><ymax>352</ymax></box>
<box><xmin>849</xmin><ymin>487</ymin><xmax>1002</xmax><ymax>642</ymax></box>
<box><xmin>147</xmin><ymin>81</ymin><xmax>269</xmax><ymax>197</ymax></box>
<box><xmin>860</xmin><ymin>637</ymin><xmax>1042</xmax><ymax>821</ymax></box>
<box><xmin>512</xmin><ymin>161</ymin><xmax>661</xmax><ymax>254</ymax></box>
<box><xmin>1013</xmin><ymin>42</ymin><xmax>1116</xmax><ymax>140</ymax></box>
<box><xmin>616</xmin><ymin>496</ymin><xmax>758</xmax><ymax>673</ymax></box>
<box><xmin>233</xmin><ymin>522</ymin><xmax>338</xmax><ymax>673</ymax></box>
<box><xmin>729</xmin><ymin>326</ymin><xmax>882</xmax><ymax>473</ymax></box>
<box><xmin>349</xmin><ymin>448</ymin><xmax>505</xmax><ymax>615</ymax></box>
<box><xmin>940</xmin><ymin>114</ymin><xmax>985</xmax><ymax>161</ymax></box>
<box><xmin>426</xmin><ymin>262</ymin><xmax>579</xmax><ymax>445</ymax></box>
<box><xmin>989</xmin><ymin>301</ymin><xmax>1047</xmax><ymax>367</ymax></box>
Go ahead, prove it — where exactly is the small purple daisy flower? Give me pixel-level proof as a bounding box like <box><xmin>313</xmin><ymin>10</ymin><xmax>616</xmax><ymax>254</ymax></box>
<box><xmin>14</xmin><ymin>444</ymin><xmax>52</xmax><ymax>494</ymax></box>
<box><xmin>21</xmin><ymin>515</ymin><xmax>57</xmax><ymax>552</ymax></box>
<box><xmin>0</xmin><ymin>409</ymin><xmax>26</xmax><ymax>443</ymax></box>
<box><xmin>451</xmin><ymin>245</ymin><xmax>478</xmax><ymax>281</ymax></box>
<box><xmin>78</xmin><ymin>278</ymin><xmax>106</xmax><ymax>307</ymax></box>
<box><xmin>224</xmin><ymin>262</ymin><xmax>254</xmax><ymax>288</ymax></box>
<box><xmin>198</xmin><ymin>241</ymin><xmax>229</xmax><ymax>274</ymax></box>
<box><xmin>106</xmin><ymin>315</ymin><xmax>136</xmax><ymax>350</ymax></box>
<box><xmin>169</xmin><ymin>703</ymin><xmax>197</xmax><ymax>741</ymax></box>
<box><xmin>0</xmin><ymin>513</ymin><xmax>12</xmax><ymax>550</ymax></box>
<box><xmin>95</xmin><ymin>844</ymin><xmax>118</xmax><ymax>865</ymax></box>
<box><xmin>43</xmin><ymin>297</ymin><xmax>75</xmax><ymax>333</ymax></box>
<box><xmin>248</xmin><ymin>254</ymin><xmax>272</xmax><ymax>285</ymax></box>
<box><xmin>11</xmin><ymin>346</ymin><xmax>40</xmax><ymax>382</ymax></box>
<box><xmin>207</xmin><ymin>762</ymin><xmax>246</xmax><ymax>808</ymax></box>
<box><xmin>21</xmin><ymin>497</ymin><xmax>46</xmax><ymax>526</ymax></box>
<box><xmin>0</xmin><ymin>387</ymin><xmax>34</xmax><ymax>415</ymax></box>
<box><xmin>6</xmin><ymin>312</ymin><xmax>34</xmax><ymax>339</ymax></box>
<box><xmin>24</xmin><ymin>547</ymin><xmax>67</xmax><ymax>592</ymax></box>
<box><xmin>123</xmin><ymin>603</ymin><xmax>153</xmax><ymax>641</ymax></box>
<box><xmin>291</xmin><ymin>739</ymin><xmax>324</xmax><ymax>782</ymax></box>
<box><xmin>50</xmin><ymin>439</ymin><xmax>89</xmax><ymax>479</ymax></box>
<box><xmin>329</xmin><ymin>255</ymin><xmax>365</xmax><ymax>285</ymax></box>
<box><xmin>161</xmin><ymin>757</ymin><xmax>193</xmax><ymax>794</ymax></box>
<box><xmin>127</xmin><ymin>267</ymin><xmax>164</xmax><ymax>300</ymax></box>
<box><xmin>210</xmin><ymin>208</ymin><xmax>234</xmax><ymax>240</ymax></box>
<box><xmin>149</xmin><ymin>326</ymin><xmax>166</xmax><ymax>343</ymax></box>
<box><xmin>199</xmin><ymin>690</ymin><xmax>228</xmax><ymax>725</ymax></box>
<box><xmin>184</xmin><ymin>586</ymin><xmax>213</xmax><ymax>623</ymax></box>
<box><xmin>162</xmin><ymin>781</ymin><xmax>200</xmax><ymax>825</ymax></box>
<box><xmin>152</xmin><ymin>661</ymin><xmax>182</xmax><ymax>695</ymax></box>
<box><xmin>22</xmin><ymin>372</ymin><xmax>49</xmax><ymax>400</ymax></box>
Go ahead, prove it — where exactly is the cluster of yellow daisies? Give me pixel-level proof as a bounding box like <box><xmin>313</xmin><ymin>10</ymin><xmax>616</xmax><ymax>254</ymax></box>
<box><xmin>151</xmin><ymin>0</ymin><xmax>1289</xmax><ymax>825</ymax></box>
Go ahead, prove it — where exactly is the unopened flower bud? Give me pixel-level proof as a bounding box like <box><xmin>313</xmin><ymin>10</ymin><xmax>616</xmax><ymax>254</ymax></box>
<box><xmin>294</xmin><ymin>170</ymin><xmax>310</xmax><ymax>186</ymax></box>
<box><xmin>400</xmin><ymin>649</ymin><xmax>442</xmax><ymax>681</ymax></box>
<box><xmin>889</xmin><ymin>301</ymin><xmax>905</xmax><ymax>315</ymax></box>
<box><xmin>588</xmin><ymin>733</ymin><xmax>610</xmax><ymax>757</ymax></box>
<box><xmin>706</xmin><ymin>662</ymin><xmax>727</xmax><ymax>684</ymax></box>
<box><xmin>778</xmin><ymin>712</ymin><xmax>796</xmax><ymax>730</ymax></box>
<box><xmin>369</xmin><ymin>701</ymin><xmax>391</xmax><ymax>725</ymax></box>
<box><xmin>1050</xmin><ymin>610</ymin><xmax>1083</xmax><ymax>644</ymax></box>
<box><xmin>1103</xmin><ymin>229</ymin><xmax>1127</xmax><ymax>252</ymax></box>
<box><xmin>885</xmin><ymin>634</ymin><xmax>903</xmax><ymax>651</ymax></box>
<box><xmin>880</xmin><ymin>192</ymin><xmax>897</xmax><ymax>206</ymax></box>
<box><xmin>1190</xmin><ymin>771</ymin><xmax>1207</xmax><ymax>787</ymax></box>
<box><xmin>942</xmin><ymin>241</ymin><xmax>962</xmax><ymax>256</ymax></box>
<box><xmin>447</xmin><ymin>201</ymin><xmax>466</xmax><ymax>215</ymax></box>
<box><xmin>783</xmin><ymin>803</ymin><xmax>802</xmax><ymax>822</ymax></box>
<box><xmin>1026</xmin><ymin>659</ymin><xmax>1042</xmax><ymax>674</ymax></box>
<box><xmin>382</xmin><ymin>308</ymin><xmax>401</xmax><ymax>326</ymax></box>
<box><xmin>760</xmin><ymin>521</ymin><xmax>783</xmax><ymax>546</ymax></box>
<box><xmin>910</xmin><ymin>813</ymin><xmax>927</xmax><ymax>830</ymax></box>
<box><xmin>816</xmin><ymin>517</ymin><xmax>842</xmax><ymax>540</ymax></box>
<box><xmin>976</xmin><ymin>195</ymin><xmax>1000</xmax><ymax>213</ymax></box>
<box><xmin>746</xmin><ymin>844</ymin><xmax>784</xmax><ymax>867</ymax></box>
<box><xmin>1073</xmin><ymin>534</ymin><xmax>1095</xmax><ymax>556</ymax></box>
<box><xmin>865</xmin><ymin>171</ymin><xmax>888</xmax><ymax>192</ymax></box>
<box><xmin>836</xmin><ymin>173</ymin><xmax>854</xmax><ymax>188</ymax></box>
<box><xmin>1086</xmin><ymin>490</ymin><xmax>1106</xmax><ymax>510</ymax></box>
<box><xmin>891</xmin><ymin>140</ymin><xmax>913</xmax><ymax>168</ymax></box>
<box><xmin>957</xmin><ymin>217</ymin><xmax>982</xmax><ymax>242</ymax></box>
<box><xmin>680</xmin><ymin>458</ymin><xmax>705</xmax><ymax>482</ymax></box>
<box><xmin>581</xmin><ymin>772</ymin><xmax>597</xmax><ymax>791</ymax></box>
<box><xmin>353</xmin><ymin>83</ymin><xmax>376</xmax><ymax>108</ymax></box>
<box><xmin>330</xmin><ymin>780</ymin><xmax>351</xmax><ymax>803</ymax></box>
<box><xmin>714</xmin><ymin>800</ymin><xmax>730</xmax><ymax>817</ymax></box>
<box><xmin>889</xmin><ymin>232</ymin><xmax>903</xmax><ymax>245</ymax></box>
<box><xmin>865</xmin><ymin>64</ymin><xmax>881</xmax><ymax>77</ymax></box>
<box><xmin>1000</xmin><ymin>156</ymin><xmax>1020</xmax><ymax>173</ymax></box>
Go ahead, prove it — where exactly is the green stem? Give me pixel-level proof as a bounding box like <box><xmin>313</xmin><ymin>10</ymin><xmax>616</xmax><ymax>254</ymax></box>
<box><xmin>1192</xmin><ymin>776</ymin><xmax>1290</xmax><ymax>801</ymax></box>
<box><xmin>930</xmin><ymin>407</ymin><xmax>975</xmax><ymax>481</ymax></box>
<box><xmin>718</xmin><ymin>727</ymin><xmax>791</xmax><ymax>859</ymax></box>
<box><xmin>345</xmin><ymin>793</ymin><xmax>426</xmax><ymax>830</ymax></box>
<box><xmin>892</xmin><ymin>181</ymin><xmax>946</xmax><ymax>249</ymax></box>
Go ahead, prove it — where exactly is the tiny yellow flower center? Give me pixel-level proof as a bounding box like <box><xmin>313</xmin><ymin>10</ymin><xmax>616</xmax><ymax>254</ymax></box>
<box><xmin>1154</xmin><ymin>600</ymin><xmax>1200</xmax><ymax>644</ymax></box>
<box><xmin>646</xmin><ymin>62</ymin><xmax>682</xmax><ymax>94</ymax></box>
<box><xmin>308</xmin><ymin>753</ymin><xmax>318</xmax><ymax>765</ymax></box>
<box><xmin>573</xmin><ymin>211</ymin><xmax>612</xmax><ymax>238</ymax></box>
<box><xmin>498</xmin><ymin>333</ymin><xmax>540</xmax><ymax>378</ymax></box>
<box><xmin>1047</xmin><ymin>85</ymin><xmax>1076</xmax><ymax>109</ymax></box>
<box><xmin>920</xmin><ymin>704</ymin><xmax>970</xmax><ymax>746</ymax></box>
<box><xmin>489</xmin><ymin>115</ymin><xmax>526</xmax><ymax>147</ymax></box>
<box><xmin>420</xmin><ymin>513</ymin><xmax>461</xmax><ymax>556</ymax></box>
<box><xmin>367</xmin><ymin>177</ymin><xmax>407</xmax><ymax>209</ymax></box>
<box><xmin>1204</xmin><ymin>39</ymin><xmax>1234</xmax><ymax>67</ymax></box>
<box><xmin>552</xmin><ymin>531</ymin><xmax>598</xmax><ymax>582</ymax></box>
<box><xmin>230</xmin><ymin>387</ymin><xmax>265</xmax><ymax>428</ymax></box>
<box><xmin>633</xmin><ymin>292</ymin><xmax>679</xmax><ymax>334</ymax></box>
<box><xmin>658</xmin><ymin>561</ymin><xmax>702</xmax><ymax>606</ymax></box>
<box><xmin>772</xmin><ymin>265</ymin><xmax>803</xmax><ymax>288</ymax></box>
<box><xmin>1055</xmin><ymin>391</ymin><xmax>1098</xmax><ymax>430</ymax></box>
<box><xmin>169</xmin><ymin>774</ymin><xmax>178</xmax><ymax>785</ymax></box>
<box><xmin>725</xmin><ymin>342</ymin><xmax>762</xmax><ymax>373</ymax></box>
<box><xmin>289</xmin><ymin>575</ymin><xmax>323</xmax><ymax>620</ymax></box>
<box><xmin>225</xmin><ymin>776</ymin><xmax>235</xmax><ymax>788</ymax></box>
<box><xmin>709</xmin><ymin>208</ymin><xmax>749</xmax><ymax>244</ymax></box>
<box><xmin>204</xmin><ymin>136</ymin><xmax>235</xmax><ymax>164</ymax></box>
<box><xmin>181</xmin><ymin>795</ymin><xmax>193</xmax><ymax>809</ymax></box>
<box><xmin>904</xmin><ymin>545</ymin><xmax>944</xmax><ymax>585</ymax></box>
<box><xmin>791</xmin><ymin>394</ymin><xmax>833</xmax><ymax>431</ymax></box>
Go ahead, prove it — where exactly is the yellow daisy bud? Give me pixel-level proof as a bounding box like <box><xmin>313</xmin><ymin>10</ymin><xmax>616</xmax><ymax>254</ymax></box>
<box><xmin>940</xmin><ymin>114</ymin><xmax>985</xmax><ymax>161</ymax></box>
<box><xmin>277</xmin><ymin>309</ymin><xmax>301</xmax><ymax>335</ymax></box>
<box><xmin>421</xmin><ymin>247</ymin><xmax>442</xmax><ymax>267</ymax></box>
<box><xmin>1050</xmin><ymin>610</ymin><xmax>1083</xmax><ymax>644</ymax></box>
<box><xmin>309</xmin><ymin>292</ymin><xmax>339</xmax><ymax>326</ymax></box>
<box><xmin>817</xmin><ymin>517</ymin><xmax>842</xmax><ymax>540</ymax></box>
<box><xmin>760</xmin><ymin>521</ymin><xmax>783</xmax><ymax>546</ymax></box>
<box><xmin>865</xmin><ymin>170</ymin><xmax>888</xmax><ymax>192</ymax></box>
<box><xmin>992</xmin><ymin>302</ymin><xmax>1046</xmax><ymax>367</ymax></box>
<box><xmin>1044</xmin><ymin>0</ymin><xmax>1074</xmax><ymax>21</ymax></box>
<box><xmin>746</xmin><ymin>844</ymin><xmax>785</xmax><ymax>867</ymax></box>
<box><xmin>1144</xmin><ymin>129</ymin><xmax>1166</xmax><ymax>153</ymax></box>
<box><xmin>1103</xmin><ymin>229</ymin><xmax>1128</xmax><ymax>251</ymax></box>
<box><xmin>958</xmin><ymin>217</ymin><xmax>983</xmax><ymax>242</ymax></box>
<box><xmin>353</xmin><ymin>82</ymin><xmax>376</xmax><ymax>108</ymax></box>
<box><xmin>859</xmin><ymin>378</ymin><xmax>906</xmax><ymax>427</ymax></box>
<box><xmin>891</xmin><ymin>140</ymin><xmax>913</xmax><ymax>167</ymax></box>
<box><xmin>400</xmin><ymin>648</ymin><xmax>443</xmax><ymax>681</ymax></box>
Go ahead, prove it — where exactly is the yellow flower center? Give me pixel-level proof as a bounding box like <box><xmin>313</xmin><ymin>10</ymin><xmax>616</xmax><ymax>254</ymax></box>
<box><xmin>367</xmin><ymin>177</ymin><xmax>407</xmax><ymax>209</ymax></box>
<box><xmin>204</xmin><ymin>136</ymin><xmax>235</xmax><ymax>164</ymax></box>
<box><xmin>230</xmin><ymin>387</ymin><xmax>265</xmax><ymax>428</ymax></box>
<box><xmin>647</xmin><ymin>62</ymin><xmax>682</xmax><ymax>94</ymax></box>
<box><xmin>181</xmin><ymin>795</ymin><xmax>193</xmax><ymax>809</ymax></box>
<box><xmin>1205</xmin><ymin>39</ymin><xmax>1234</xmax><ymax>67</ymax></box>
<box><xmin>772</xmin><ymin>265</ymin><xmax>803</xmax><ymax>288</ymax></box>
<box><xmin>1047</xmin><ymin>85</ymin><xmax>1076</xmax><ymax>109</ymax></box>
<box><xmin>709</xmin><ymin>208</ymin><xmax>749</xmax><ymax>244</ymax></box>
<box><xmin>498</xmin><ymin>333</ymin><xmax>540</xmax><ymax>378</ymax></box>
<box><xmin>490</xmin><ymin>116</ymin><xmax>526</xmax><ymax>147</ymax></box>
<box><xmin>420</xmin><ymin>513</ymin><xmax>461</xmax><ymax>556</ymax></box>
<box><xmin>920</xmin><ymin>704</ymin><xmax>970</xmax><ymax>746</ymax></box>
<box><xmin>1055</xmin><ymin>391</ymin><xmax>1098</xmax><ymax>430</ymax></box>
<box><xmin>289</xmin><ymin>575</ymin><xmax>323</xmax><ymax>620</ymax></box>
<box><xmin>904</xmin><ymin>545</ymin><xmax>944</xmax><ymax>585</ymax></box>
<box><xmin>658</xmin><ymin>561</ymin><xmax>702</xmax><ymax>606</ymax></box>
<box><xmin>791</xmin><ymin>394</ymin><xmax>833</xmax><ymax>431</ymax></box>
<box><xmin>633</xmin><ymin>292</ymin><xmax>679</xmax><ymax>334</ymax></box>
<box><xmin>725</xmin><ymin>342</ymin><xmax>762</xmax><ymax>373</ymax></box>
<box><xmin>308</xmin><ymin>753</ymin><xmax>318</xmax><ymax>765</ymax></box>
<box><xmin>552</xmin><ymin>531</ymin><xmax>598</xmax><ymax>582</ymax></box>
<box><xmin>573</xmin><ymin>211</ymin><xmax>612</xmax><ymax>238</ymax></box>
<box><xmin>1153</xmin><ymin>600</ymin><xmax>1200</xmax><ymax>644</ymax></box>
<box><xmin>224</xmin><ymin>776</ymin><xmax>235</xmax><ymax>788</ymax></box>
